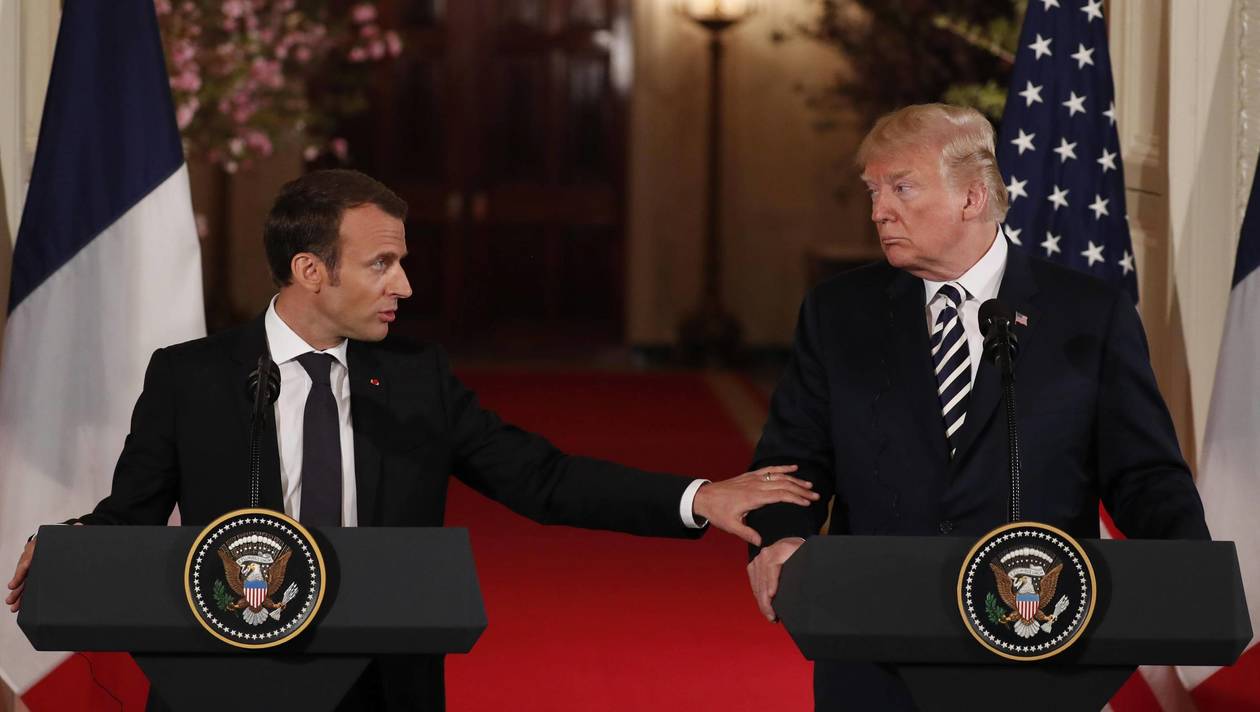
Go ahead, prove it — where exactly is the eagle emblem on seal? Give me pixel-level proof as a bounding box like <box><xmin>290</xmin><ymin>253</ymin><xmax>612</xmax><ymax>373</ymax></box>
<box><xmin>216</xmin><ymin>532</ymin><xmax>300</xmax><ymax>626</ymax></box>
<box><xmin>988</xmin><ymin>546</ymin><xmax>1071</xmax><ymax>639</ymax></box>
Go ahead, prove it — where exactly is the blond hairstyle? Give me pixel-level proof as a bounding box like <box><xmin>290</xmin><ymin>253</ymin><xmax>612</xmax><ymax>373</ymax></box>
<box><xmin>856</xmin><ymin>103</ymin><xmax>1009</xmax><ymax>222</ymax></box>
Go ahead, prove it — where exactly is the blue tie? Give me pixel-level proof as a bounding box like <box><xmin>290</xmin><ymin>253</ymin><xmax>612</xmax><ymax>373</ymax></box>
<box><xmin>296</xmin><ymin>352</ymin><xmax>342</xmax><ymax>526</ymax></box>
<box><xmin>931</xmin><ymin>283</ymin><xmax>971</xmax><ymax>458</ymax></box>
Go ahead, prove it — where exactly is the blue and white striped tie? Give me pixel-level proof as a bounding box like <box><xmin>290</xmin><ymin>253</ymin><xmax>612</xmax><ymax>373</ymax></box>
<box><xmin>931</xmin><ymin>283</ymin><xmax>971</xmax><ymax>458</ymax></box>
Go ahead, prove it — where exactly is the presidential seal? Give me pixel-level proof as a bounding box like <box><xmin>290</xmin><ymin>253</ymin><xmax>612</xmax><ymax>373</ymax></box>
<box><xmin>184</xmin><ymin>508</ymin><xmax>326</xmax><ymax>649</ymax></box>
<box><xmin>957</xmin><ymin>522</ymin><xmax>1096</xmax><ymax>661</ymax></box>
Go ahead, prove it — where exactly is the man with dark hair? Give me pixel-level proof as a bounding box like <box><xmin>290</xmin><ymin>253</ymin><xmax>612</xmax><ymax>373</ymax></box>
<box><xmin>7</xmin><ymin>169</ymin><xmax>817</xmax><ymax>710</ymax></box>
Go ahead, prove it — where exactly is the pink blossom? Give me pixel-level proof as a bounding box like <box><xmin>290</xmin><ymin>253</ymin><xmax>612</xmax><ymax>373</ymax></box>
<box><xmin>294</xmin><ymin>46</ymin><xmax>312</xmax><ymax>63</ymax></box>
<box><xmin>303</xmin><ymin>145</ymin><xmax>320</xmax><ymax>161</ymax></box>
<box><xmin>244</xmin><ymin>129</ymin><xmax>273</xmax><ymax>157</ymax></box>
<box><xmin>330</xmin><ymin>138</ymin><xmax>349</xmax><ymax>161</ymax></box>
<box><xmin>348</xmin><ymin>46</ymin><xmax>367</xmax><ymax>63</ymax></box>
<box><xmin>369</xmin><ymin>40</ymin><xmax>385</xmax><ymax>60</ymax></box>
<box><xmin>351</xmin><ymin>3</ymin><xmax>377</xmax><ymax>24</ymax></box>
<box><xmin>154</xmin><ymin>0</ymin><xmax>172</xmax><ymax>16</ymax></box>
<box><xmin>170</xmin><ymin>70</ymin><xmax>202</xmax><ymax>93</ymax></box>
<box><xmin>385</xmin><ymin>31</ymin><xmax>402</xmax><ymax>57</ymax></box>
<box><xmin>221</xmin><ymin>0</ymin><xmax>245</xmax><ymax>18</ymax></box>
<box><xmin>195</xmin><ymin>212</ymin><xmax>210</xmax><ymax>239</ymax></box>
<box><xmin>229</xmin><ymin>137</ymin><xmax>245</xmax><ymax>156</ymax></box>
<box><xmin>176</xmin><ymin>98</ymin><xmax>199</xmax><ymax>129</ymax></box>
<box><xmin>359</xmin><ymin>23</ymin><xmax>379</xmax><ymax>38</ymax></box>
<box><xmin>223</xmin><ymin>159</ymin><xmax>239</xmax><ymax>174</ymax></box>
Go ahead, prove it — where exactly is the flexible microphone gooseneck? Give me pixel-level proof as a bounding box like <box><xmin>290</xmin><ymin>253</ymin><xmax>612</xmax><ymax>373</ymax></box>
<box><xmin>245</xmin><ymin>354</ymin><xmax>281</xmax><ymax>508</ymax></box>
<box><xmin>979</xmin><ymin>299</ymin><xmax>1022</xmax><ymax>523</ymax></box>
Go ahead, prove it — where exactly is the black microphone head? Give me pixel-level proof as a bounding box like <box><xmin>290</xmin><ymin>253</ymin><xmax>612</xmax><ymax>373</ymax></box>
<box><xmin>246</xmin><ymin>356</ymin><xmax>281</xmax><ymax>406</ymax></box>
<box><xmin>978</xmin><ymin>299</ymin><xmax>1014</xmax><ymax>334</ymax></box>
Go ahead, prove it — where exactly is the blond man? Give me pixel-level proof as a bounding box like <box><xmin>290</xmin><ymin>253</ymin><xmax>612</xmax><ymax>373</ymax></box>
<box><xmin>743</xmin><ymin>104</ymin><xmax>1207</xmax><ymax>710</ymax></box>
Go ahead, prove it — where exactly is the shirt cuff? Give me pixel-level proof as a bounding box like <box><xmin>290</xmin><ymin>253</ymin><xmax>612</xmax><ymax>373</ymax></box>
<box><xmin>680</xmin><ymin>478</ymin><xmax>710</xmax><ymax>529</ymax></box>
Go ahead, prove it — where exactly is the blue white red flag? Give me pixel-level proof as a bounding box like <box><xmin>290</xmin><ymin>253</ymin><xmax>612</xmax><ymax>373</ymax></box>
<box><xmin>0</xmin><ymin>0</ymin><xmax>204</xmax><ymax>705</ymax></box>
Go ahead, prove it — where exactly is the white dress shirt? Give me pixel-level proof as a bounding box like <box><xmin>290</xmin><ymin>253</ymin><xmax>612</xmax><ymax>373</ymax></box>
<box><xmin>265</xmin><ymin>297</ymin><xmax>706</xmax><ymax>529</ymax></box>
<box><xmin>922</xmin><ymin>227</ymin><xmax>1009</xmax><ymax>388</ymax></box>
<box><xmin>265</xmin><ymin>298</ymin><xmax>359</xmax><ymax>526</ymax></box>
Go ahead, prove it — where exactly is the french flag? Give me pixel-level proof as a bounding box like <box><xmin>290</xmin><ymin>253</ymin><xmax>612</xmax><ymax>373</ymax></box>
<box><xmin>0</xmin><ymin>0</ymin><xmax>204</xmax><ymax>708</ymax></box>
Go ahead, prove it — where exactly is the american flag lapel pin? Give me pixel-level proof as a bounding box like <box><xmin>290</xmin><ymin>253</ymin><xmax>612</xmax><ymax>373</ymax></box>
<box><xmin>1015</xmin><ymin>311</ymin><xmax>1029</xmax><ymax>327</ymax></box>
<box><xmin>369</xmin><ymin>377</ymin><xmax>381</xmax><ymax>386</ymax></box>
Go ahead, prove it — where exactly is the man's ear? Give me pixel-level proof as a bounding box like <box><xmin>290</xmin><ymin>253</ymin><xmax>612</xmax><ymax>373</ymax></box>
<box><xmin>961</xmin><ymin>180</ymin><xmax>990</xmax><ymax>222</ymax></box>
<box><xmin>290</xmin><ymin>253</ymin><xmax>325</xmax><ymax>293</ymax></box>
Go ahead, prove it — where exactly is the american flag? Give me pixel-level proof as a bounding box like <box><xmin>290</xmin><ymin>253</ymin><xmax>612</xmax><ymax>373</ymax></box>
<box><xmin>996</xmin><ymin>0</ymin><xmax>1137</xmax><ymax>302</ymax></box>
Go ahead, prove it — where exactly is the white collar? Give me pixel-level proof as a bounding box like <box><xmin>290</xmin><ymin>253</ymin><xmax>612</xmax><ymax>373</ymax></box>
<box><xmin>264</xmin><ymin>295</ymin><xmax>349</xmax><ymax>369</ymax></box>
<box><xmin>923</xmin><ymin>225</ymin><xmax>1008</xmax><ymax>305</ymax></box>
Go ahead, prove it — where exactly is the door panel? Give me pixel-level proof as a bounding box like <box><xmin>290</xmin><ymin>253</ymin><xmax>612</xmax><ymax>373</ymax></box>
<box><xmin>340</xmin><ymin>0</ymin><xmax>629</xmax><ymax>344</ymax></box>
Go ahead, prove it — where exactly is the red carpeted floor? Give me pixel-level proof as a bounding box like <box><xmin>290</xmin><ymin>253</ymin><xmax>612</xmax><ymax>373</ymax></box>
<box><xmin>444</xmin><ymin>370</ymin><xmax>811</xmax><ymax>711</ymax></box>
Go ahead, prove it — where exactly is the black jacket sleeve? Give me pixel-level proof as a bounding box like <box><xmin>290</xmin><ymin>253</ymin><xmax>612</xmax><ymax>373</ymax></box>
<box><xmin>745</xmin><ymin>293</ymin><xmax>836</xmax><ymax>546</ymax></box>
<box><xmin>437</xmin><ymin>348</ymin><xmax>703</xmax><ymax>539</ymax></box>
<box><xmin>77</xmin><ymin>348</ymin><xmax>180</xmax><ymax>525</ymax></box>
<box><xmin>1096</xmin><ymin>293</ymin><xmax>1210</xmax><ymax>540</ymax></box>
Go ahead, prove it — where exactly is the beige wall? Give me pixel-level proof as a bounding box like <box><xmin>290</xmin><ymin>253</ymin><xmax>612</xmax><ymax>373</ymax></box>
<box><xmin>1111</xmin><ymin>0</ymin><xmax>1258</xmax><ymax>467</ymax></box>
<box><xmin>627</xmin><ymin>1</ymin><xmax>874</xmax><ymax>346</ymax></box>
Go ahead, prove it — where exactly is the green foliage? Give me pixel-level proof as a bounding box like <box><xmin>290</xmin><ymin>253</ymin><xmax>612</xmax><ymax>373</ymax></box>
<box><xmin>777</xmin><ymin>0</ymin><xmax>1026</xmax><ymax>126</ymax></box>
<box><xmin>985</xmin><ymin>592</ymin><xmax>1007</xmax><ymax>626</ymax></box>
<box><xmin>213</xmin><ymin>579</ymin><xmax>234</xmax><ymax>613</ymax></box>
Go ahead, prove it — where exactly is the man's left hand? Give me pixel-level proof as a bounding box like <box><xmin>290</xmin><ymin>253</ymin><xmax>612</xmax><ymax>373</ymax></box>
<box><xmin>692</xmin><ymin>465</ymin><xmax>818</xmax><ymax>545</ymax></box>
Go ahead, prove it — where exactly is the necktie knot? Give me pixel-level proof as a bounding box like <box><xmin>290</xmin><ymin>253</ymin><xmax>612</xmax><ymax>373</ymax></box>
<box><xmin>937</xmin><ymin>283</ymin><xmax>965</xmax><ymax>309</ymax></box>
<box><xmin>296</xmin><ymin>352</ymin><xmax>335</xmax><ymax>386</ymax></box>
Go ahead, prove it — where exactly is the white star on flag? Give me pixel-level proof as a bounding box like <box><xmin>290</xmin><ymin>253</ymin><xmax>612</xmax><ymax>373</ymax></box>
<box><xmin>1081</xmin><ymin>241</ymin><xmax>1105</xmax><ymax>266</ymax></box>
<box><xmin>1118</xmin><ymin>250</ymin><xmax>1135</xmax><ymax>275</ymax></box>
<box><xmin>1041</xmin><ymin>0</ymin><xmax>1060</xmax><ymax>8</ymax></box>
<box><xmin>1097</xmin><ymin>148</ymin><xmax>1117</xmax><ymax>172</ymax></box>
<box><xmin>1088</xmin><ymin>194</ymin><xmax>1110</xmax><ymax>219</ymax></box>
<box><xmin>1006</xmin><ymin>225</ymin><xmax>1023</xmax><ymax>245</ymax></box>
<box><xmin>1062</xmin><ymin>91</ymin><xmax>1087</xmax><ymax>117</ymax></box>
<box><xmin>1081</xmin><ymin>0</ymin><xmax>1104</xmax><ymax>22</ymax></box>
<box><xmin>1041</xmin><ymin>231</ymin><xmax>1062</xmax><ymax>256</ymax></box>
<box><xmin>1053</xmin><ymin>137</ymin><xmax>1078</xmax><ymax>162</ymax></box>
<box><xmin>1029</xmin><ymin>34</ymin><xmax>1053</xmax><ymax>59</ymax></box>
<box><xmin>1103</xmin><ymin>101</ymin><xmax>1116</xmax><ymax>125</ymax></box>
<box><xmin>1048</xmin><ymin>185</ymin><xmax>1070</xmax><ymax>210</ymax></box>
<box><xmin>1071</xmin><ymin>43</ymin><xmax>1095</xmax><ymax>69</ymax></box>
<box><xmin>1011</xmin><ymin>129</ymin><xmax>1037</xmax><ymax>155</ymax></box>
<box><xmin>1019</xmin><ymin>81</ymin><xmax>1044</xmax><ymax>107</ymax></box>
<box><xmin>1007</xmin><ymin>175</ymin><xmax>1029</xmax><ymax>202</ymax></box>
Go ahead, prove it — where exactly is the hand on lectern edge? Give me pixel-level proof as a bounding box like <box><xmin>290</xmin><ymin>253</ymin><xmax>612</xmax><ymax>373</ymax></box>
<box><xmin>692</xmin><ymin>465</ymin><xmax>818</xmax><ymax>546</ymax></box>
<box><xmin>6</xmin><ymin>538</ymin><xmax>36</xmax><ymax>613</ymax></box>
<box><xmin>747</xmin><ymin>537</ymin><xmax>805</xmax><ymax>622</ymax></box>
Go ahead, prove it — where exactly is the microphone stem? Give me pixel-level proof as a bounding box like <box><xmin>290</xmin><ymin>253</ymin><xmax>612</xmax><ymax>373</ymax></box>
<box><xmin>1002</xmin><ymin>367</ymin><xmax>1022</xmax><ymax>522</ymax></box>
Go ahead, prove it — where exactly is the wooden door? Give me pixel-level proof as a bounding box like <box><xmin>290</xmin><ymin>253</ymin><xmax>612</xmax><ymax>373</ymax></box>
<box><xmin>345</xmin><ymin>0</ymin><xmax>631</xmax><ymax>346</ymax></box>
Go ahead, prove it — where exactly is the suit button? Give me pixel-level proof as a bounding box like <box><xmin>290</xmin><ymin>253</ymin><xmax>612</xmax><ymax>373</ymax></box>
<box><xmin>939</xmin><ymin>520</ymin><xmax>954</xmax><ymax>534</ymax></box>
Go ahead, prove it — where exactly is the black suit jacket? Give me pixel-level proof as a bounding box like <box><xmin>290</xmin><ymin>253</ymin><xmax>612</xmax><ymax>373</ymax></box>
<box><xmin>747</xmin><ymin>243</ymin><xmax>1208</xmax><ymax>710</ymax></box>
<box><xmin>81</xmin><ymin>315</ymin><xmax>702</xmax><ymax>710</ymax></box>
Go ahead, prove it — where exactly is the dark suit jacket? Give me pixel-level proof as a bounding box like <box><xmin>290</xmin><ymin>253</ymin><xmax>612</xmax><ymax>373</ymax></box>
<box><xmin>81</xmin><ymin>315</ymin><xmax>702</xmax><ymax>710</ymax></box>
<box><xmin>746</xmin><ymin>243</ymin><xmax>1209</xmax><ymax>710</ymax></box>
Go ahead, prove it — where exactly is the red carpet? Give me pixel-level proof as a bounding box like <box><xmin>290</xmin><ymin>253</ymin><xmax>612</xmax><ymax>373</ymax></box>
<box><xmin>445</xmin><ymin>370</ymin><xmax>811</xmax><ymax>711</ymax></box>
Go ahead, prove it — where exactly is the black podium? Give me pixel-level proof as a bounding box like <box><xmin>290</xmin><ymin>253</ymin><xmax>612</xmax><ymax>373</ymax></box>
<box><xmin>17</xmin><ymin>525</ymin><xmax>487</xmax><ymax>712</ymax></box>
<box><xmin>774</xmin><ymin>536</ymin><xmax>1253</xmax><ymax>712</ymax></box>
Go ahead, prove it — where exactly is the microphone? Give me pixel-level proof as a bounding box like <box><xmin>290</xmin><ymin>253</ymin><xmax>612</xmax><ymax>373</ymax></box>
<box><xmin>245</xmin><ymin>354</ymin><xmax>280</xmax><ymax>509</ymax></box>
<box><xmin>978</xmin><ymin>299</ymin><xmax>1024</xmax><ymax>522</ymax></box>
<box><xmin>979</xmin><ymin>299</ymin><xmax>1019</xmax><ymax>375</ymax></box>
<box><xmin>246</xmin><ymin>354</ymin><xmax>281</xmax><ymax>427</ymax></box>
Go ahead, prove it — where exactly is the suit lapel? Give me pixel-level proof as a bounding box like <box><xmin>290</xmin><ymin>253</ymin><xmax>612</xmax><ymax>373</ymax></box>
<box><xmin>884</xmin><ymin>271</ymin><xmax>950</xmax><ymax>466</ymax></box>
<box><xmin>348</xmin><ymin>342</ymin><xmax>385</xmax><ymax>525</ymax></box>
<box><xmin>950</xmin><ymin>243</ymin><xmax>1040</xmax><ymax>466</ymax></box>
<box><xmin>231</xmin><ymin>314</ymin><xmax>284</xmax><ymax>511</ymax></box>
